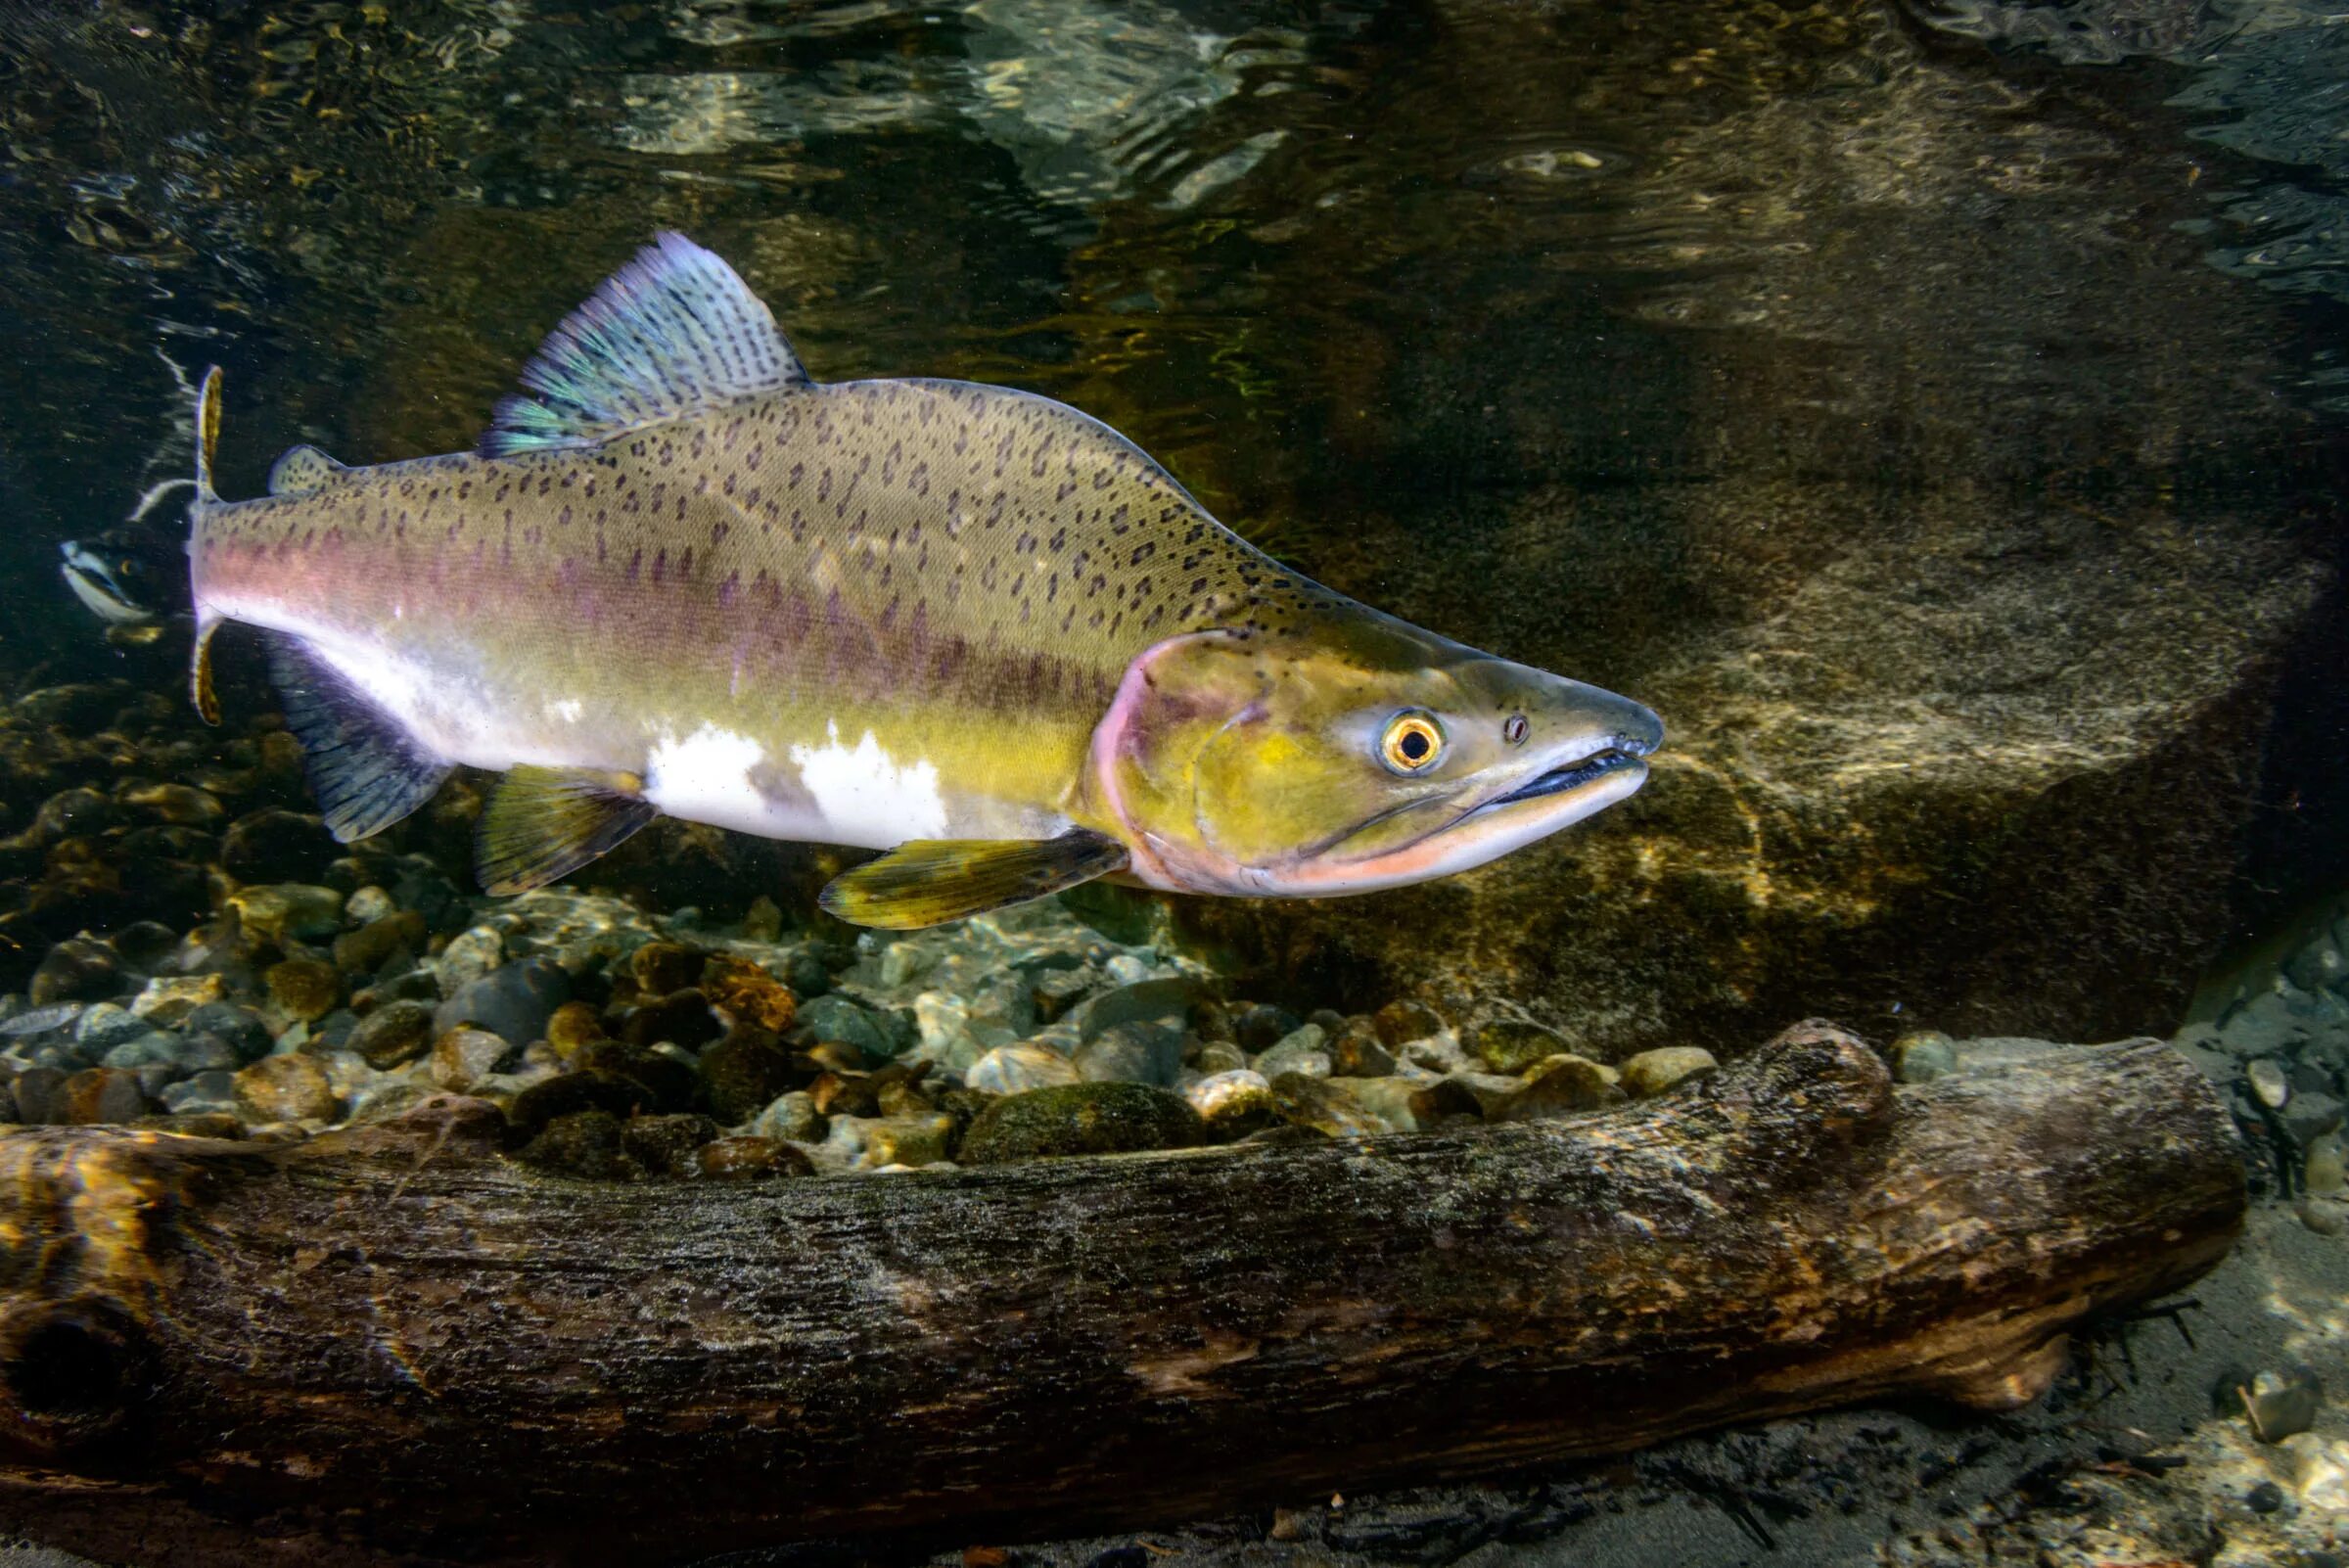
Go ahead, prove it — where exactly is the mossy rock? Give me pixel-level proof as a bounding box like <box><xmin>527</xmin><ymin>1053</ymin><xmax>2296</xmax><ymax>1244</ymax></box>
<box><xmin>958</xmin><ymin>1082</ymin><xmax>1204</xmax><ymax>1164</ymax></box>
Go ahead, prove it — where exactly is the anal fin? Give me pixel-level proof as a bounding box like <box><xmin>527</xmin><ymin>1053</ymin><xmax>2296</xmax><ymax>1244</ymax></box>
<box><xmin>818</xmin><ymin>830</ymin><xmax>1129</xmax><ymax>931</ymax></box>
<box><xmin>263</xmin><ymin>632</ymin><xmax>452</xmax><ymax>842</ymax></box>
<box><xmin>479</xmin><ymin>765</ymin><xmax>657</xmax><ymax>895</ymax></box>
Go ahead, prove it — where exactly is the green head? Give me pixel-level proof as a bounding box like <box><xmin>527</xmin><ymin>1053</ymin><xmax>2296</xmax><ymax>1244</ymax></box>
<box><xmin>1083</xmin><ymin>609</ymin><xmax>1663</xmax><ymax>897</ymax></box>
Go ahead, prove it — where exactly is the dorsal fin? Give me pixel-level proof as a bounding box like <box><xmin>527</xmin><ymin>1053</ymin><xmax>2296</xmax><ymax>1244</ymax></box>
<box><xmin>267</xmin><ymin>443</ymin><xmax>346</xmax><ymax>496</ymax></box>
<box><xmin>482</xmin><ymin>233</ymin><xmax>810</xmax><ymax>458</ymax></box>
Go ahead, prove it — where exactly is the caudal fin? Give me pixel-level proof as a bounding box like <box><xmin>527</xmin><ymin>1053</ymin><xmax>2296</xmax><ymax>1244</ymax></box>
<box><xmin>188</xmin><ymin>366</ymin><xmax>224</xmax><ymax>722</ymax></box>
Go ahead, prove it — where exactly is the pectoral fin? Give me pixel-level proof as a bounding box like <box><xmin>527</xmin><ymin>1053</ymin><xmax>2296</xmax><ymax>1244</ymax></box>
<box><xmin>478</xmin><ymin>765</ymin><xmax>658</xmax><ymax>895</ymax></box>
<box><xmin>818</xmin><ymin>830</ymin><xmax>1129</xmax><ymax>931</ymax></box>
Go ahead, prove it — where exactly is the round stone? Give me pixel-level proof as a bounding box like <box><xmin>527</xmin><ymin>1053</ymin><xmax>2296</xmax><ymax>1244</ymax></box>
<box><xmin>1891</xmin><ymin>1031</ymin><xmax>1959</xmax><ymax>1084</ymax></box>
<box><xmin>234</xmin><ymin>1055</ymin><xmax>341</xmax><ymax>1123</ymax></box>
<box><xmin>2248</xmin><ymin>1057</ymin><xmax>2292</xmax><ymax>1110</ymax></box>
<box><xmin>1619</xmin><ymin>1047</ymin><xmax>1719</xmax><ymax>1098</ymax></box>
<box><xmin>958</xmin><ymin>1083</ymin><xmax>1203</xmax><ymax>1163</ymax></box>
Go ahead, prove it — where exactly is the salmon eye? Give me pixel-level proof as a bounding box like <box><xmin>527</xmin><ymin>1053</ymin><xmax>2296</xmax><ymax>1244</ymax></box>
<box><xmin>1503</xmin><ymin>715</ymin><xmax>1529</xmax><ymax>746</ymax></box>
<box><xmin>1379</xmin><ymin>712</ymin><xmax>1446</xmax><ymax>774</ymax></box>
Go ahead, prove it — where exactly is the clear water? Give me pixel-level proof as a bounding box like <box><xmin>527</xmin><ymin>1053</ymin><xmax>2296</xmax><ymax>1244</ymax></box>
<box><xmin>2</xmin><ymin>0</ymin><xmax>2347</xmax><ymax>1559</ymax></box>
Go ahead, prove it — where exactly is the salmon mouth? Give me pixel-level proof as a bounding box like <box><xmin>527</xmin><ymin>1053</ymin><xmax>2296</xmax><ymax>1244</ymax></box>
<box><xmin>1476</xmin><ymin>733</ymin><xmax>1657</xmax><ymax>814</ymax></box>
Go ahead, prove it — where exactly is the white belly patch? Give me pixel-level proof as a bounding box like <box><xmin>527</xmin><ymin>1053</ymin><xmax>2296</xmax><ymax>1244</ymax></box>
<box><xmin>786</xmin><ymin>721</ymin><xmax>950</xmax><ymax>846</ymax></box>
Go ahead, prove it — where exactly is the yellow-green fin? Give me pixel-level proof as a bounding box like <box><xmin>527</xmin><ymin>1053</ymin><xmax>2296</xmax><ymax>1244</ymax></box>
<box><xmin>818</xmin><ymin>831</ymin><xmax>1129</xmax><ymax>931</ymax></box>
<box><xmin>478</xmin><ymin>765</ymin><xmax>657</xmax><ymax>896</ymax></box>
<box><xmin>267</xmin><ymin>443</ymin><xmax>345</xmax><ymax>496</ymax></box>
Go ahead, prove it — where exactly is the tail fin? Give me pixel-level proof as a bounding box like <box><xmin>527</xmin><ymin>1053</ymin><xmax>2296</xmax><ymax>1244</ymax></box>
<box><xmin>189</xmin><ymin>366</ymin><xmax>223</xmax><ymax>723</ymax></box>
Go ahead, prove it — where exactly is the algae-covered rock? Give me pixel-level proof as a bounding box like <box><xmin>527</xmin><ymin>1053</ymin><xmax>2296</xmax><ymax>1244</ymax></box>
<box><xmin>699</xmin><ymin>1028</ymin><xmax>798</xmax><ymax>1125</ymax></box>
<box><xmin>702</xmin><ymin>955</ymin><xmax>798</xmax><ymax>1033</ymax></box>
<box><xmin>519</xmin><ymin>1110</ymin><xmax>637</xmax><ymax>1180</ymax></box>
<box><xmin>347</xmin><ymin>1000</ymin><xmax>435</xmax><ymax>1070</ymax></box>
<box><xmin>620</xmin><ymin>1112</ymin><xmax>720</xmax><ymax>1176</ymax></box>
<box><xmin>264</xmin><ymin>958</ymin><xmax>343</xmax><ymax>1023</ymax></box>
<box><xmin>691</xmin><ymin>1134</ymin><xmax>814</xmax><ymax>1179</ymax></box>
<box><xmin>234</xmin><ymin>1054</ymin><xmax>340</xmax><ymax>1123</ymax></box>
<box><xmin>1619</xmin><ymin>1047</ymin><xmax>1718</xmax><ymax>1098</ymax></box>
<box><xmin>958</xmin><ymin>1082</ymin><xmax>1203</xmax><ymax>1163</ymax></box>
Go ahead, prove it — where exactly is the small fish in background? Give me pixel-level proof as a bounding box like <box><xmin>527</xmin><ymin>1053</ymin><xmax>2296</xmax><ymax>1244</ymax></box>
<box><xmin>183</xmin><ymin>234</ymin><xmax>1663</xmax><ymax>928</ymax></box>
<box><xmin>0</xmin><ymin>1001</ymin><xmax>86</xmax><ymax>1037</ymax></box>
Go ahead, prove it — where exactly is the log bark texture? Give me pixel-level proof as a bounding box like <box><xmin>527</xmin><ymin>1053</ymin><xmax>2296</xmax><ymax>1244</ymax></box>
<box><xmin>0</xmin><ymin>1025</ymin><xmax>2242</xmax><ymax>1567</ymax></box>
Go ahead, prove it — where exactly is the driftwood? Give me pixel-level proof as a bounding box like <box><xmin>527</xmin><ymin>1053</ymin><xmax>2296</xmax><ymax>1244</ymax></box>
<box><xmin>0</xmin><ymin>1025</ymin><xmax>2240</xmax><ymax>1567</ymax></box>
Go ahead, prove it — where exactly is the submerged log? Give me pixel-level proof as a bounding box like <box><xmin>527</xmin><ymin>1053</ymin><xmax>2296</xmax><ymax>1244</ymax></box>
<box><xmin>0</xmin><ymin>1025</ymin><xmax>2241</xmax><ymax>1567</ymax></box>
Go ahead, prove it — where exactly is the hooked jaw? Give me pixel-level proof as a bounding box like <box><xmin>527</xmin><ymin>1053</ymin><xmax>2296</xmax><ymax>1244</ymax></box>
<box><xmin>1295</xmin><ymin>685</ymin><xmax>1664</xmax><ymax>895</ymax></box>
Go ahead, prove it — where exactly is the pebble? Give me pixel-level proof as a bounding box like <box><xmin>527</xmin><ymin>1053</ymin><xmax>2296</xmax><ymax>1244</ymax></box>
<box><xmin>429</xmin><ymin>1028</ymin><xmax>515</xmax><ymax>1092</ymax></box>
<box><xmin>1619</xmin><ymin>1046</ymin><xmax>1718</xmax><ymax>1097</ymax></box>
<box><xmin>11</xmin><ymin>1065</ymin><xmax>67</xmax><ymax>1124</ymax></box>
<box><xmin>346</xmin><ymin>1000</ymin><xmax>437</xmax><ymax>1070</ymax></box>
<box><xmin>798</xmin><ymin>994</ymin><xmax>897</xmax><ymax>1063</ymax></box>
<box><xmin>2296</xmin><ymin>1197</ymin><xmax>2349</xmax><ymax>1236</ymax></box>
<box><xmin>958</xmin><ymin>1082</ymin><xmax>1203</xmax><ymax>1163</ymax></box>
<box><xmin>1493</xmin><ymin>1054</ymin><xmax>1623</xmax><ymax>1120</ymax></box>
<box><xmin>1470</xmin><ymin>1018</ymin><xmax>1570</xmax><ymax>1074</ymax></box>
<box><xmin>619</xmin><ymin>1113</ymin><xmax>720</xmax><ymax>1176</ymax></box>
<box><xmin>752</xmin><ymin>1090</ymin><xmax>826</xmax><ymax>1143</ymax></box>
<box><xmin>436</xmin><ymin>926</ymin><xmax>506</xmax><ymax>999</ymax></box>
<box><xmin>1372</xmin><ymin>998</ymin><xmax>1446</xmax><ymax>1048</ymax></box>
<box><xmin>544</xmin><ymin>1001</ymin><xmax>606</xmax><ymax>1061</ymax></box>
<box><xmin>2249</xmin><ymin>1057</ymin><xmax>2292</xmax><ymax>1109</ymax></box>
<box><xmin>2236</xmin><ymin>1367</ymin><xmax>2326</xmax><ymax>1443</ymax></box>
<box><xmin>234</xmin><ymin>1054</ymin><xmax>341</xmax><ymax>1123</ymax></box>
<box><xmin>1194</xmin><ymin>1040</ymin><xmax>1249</xmax><ymax>1077</ymax></box>
<box><xmin>699</xmin><ymin>1029</ymin><xmax>798</xmax><ymax>1124</ymax></box>
<box><xmin>1891</xmin><ymin>1031</ymin><xmax>1959</xmax><ymax>1084</ymax></box>
<box><xmin>178</xmin><ymin>1002</ymin><xmax>272</xmax><ymax>1065</ymax></box>
<box><xmin>2290</xmin><ymin>1434</ymin><xmax>2349</xmax><ymax>1511</ymax></box>
<box><xmin>129</xmin><ymin>974</ymin><xmax>226</xmax><ymax>1027</ymax></box>
<box><xmin>1269</xmin><ymin>1073</ymin><xmax>1388</xmax><ymax>1139</ymax></box>
<box><xmin>74</xmin><ymin>1001</ymin><xmax>154</xmax><ymax>1053</ymax></box>
<box><xmin>702</xmin><ymin>955</ymin><xmax>798</xmax><ymax>1033</ymax></box>
<box><xmin>857</xmin><ymin>1115</ymin><xmax>956</xmax><ymax>1169</ymax></box>
<box><xmin>226</xmin><ymin>883</ymin><xmax>345</xmax><ymax>946</ymax></box>
<box><xmin>263</xmin><ymin>958</ymin><xmax>342</xmax><ymax>1023</ymax></box>
<box><xmin>160</xmin><ymin>1069</ymin><xmax>239</xmax><ymax>1116</ymax></box>
<box><xmin>345</xmin><ymin>885</ymin><xmax>395</xmax><ymax>925</ymax></box>
<box><xmin>1232</xmin><ymin>1004</ymin><xmax>1303</xmax><ymax>1053</ymax></box>
<box><xmin>332</xmin><ymin>912</ymin><xmax>425</xmax><ymax>977</ymax></box>
<box><xmin>1075</xmin><ymin>1021</ymin><xmax>1184</xmax><ymax>1086</ymax></box>
<box><xmin>28</xmin><ymin>937</ymin><xmax>120</xmax><ymax>1006</ymax></box>
<box><xmin>879</xmin><ymin>942</ymin><xmax>930</xmax><ymax>989</ymax></box>
<box><xmin>519</xmin><ymin>1110</ymin><xmax>635</xmax><ymax>1179</ymax></box>
<box><xmin>1327</xmin><ymin>1024</ymin><xmax>1396</xmax><ymax>1078</ymax></box>
<box><xmin>967</xmin><ymin>1041</ymin><xmax>1082</xmax><ymax>1094</ymax></box>
<box><xmin>2307</xmin><ymin>1135</ymin><xmax>2345</xmax><ymax>1195</ymax></box>
<box><xmin>693</xmin><ymin>1134</ymin><xmax>814</xmax><ymax>1179</ymax></box>
<box><xmin>436</xmin><ymin>957</ymin><xmax>570</xmax><ymax>1047</ymax></box>
<box><xmin>1255</xmin><ymin>1024</ymin><xmax>1331</xmax><ymax>1080</ymax></box>
<box><xmin>1185</xmin><ymin>1069</ymin><xmax>1276</xmax><ymax>1132</ymax></box>
<box><xmin>98</xmin><ymin>1032</ymin><xmax>177</xmax><ymax>1071</ymax></box>
<box><xmin>2284</xmin><ymin>1091</ymin><xmax>2345</xmax><ymax>1148</ymax></box>
<box><xmin>219</xmin><ymin>808</ymin><xmax>338</xmax><ymax>884</ymax></box>
<box><xmin>62</xmin><ymin>1067</ymin><xmax>146</xmax><ymax>1124</ymax></box>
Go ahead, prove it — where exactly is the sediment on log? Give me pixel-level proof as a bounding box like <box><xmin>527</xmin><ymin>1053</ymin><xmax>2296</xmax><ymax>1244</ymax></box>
<box><xmin>0</xmin><ymin>1025</ymin><xmax>2242</xmax><ymax>1568</ymax></box>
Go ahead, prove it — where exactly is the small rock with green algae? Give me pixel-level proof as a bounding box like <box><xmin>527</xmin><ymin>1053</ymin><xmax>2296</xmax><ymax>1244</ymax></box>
<box><xmin>332</xmin><ymin>911</ymin><xmax>425</xmax><ymax>976</ymax></box>
<box><xmin>1184</xmin><ymin>1068</ymin><xmax>1277</xmax><ymax>1136</ymax></box>
<box><xmin>1890</xmin><ymin>1030</ymin><xmax>1959</xmax><ymax>1084</ymax></box>
<box><xmin>1470</xmin><ymin>1018</ymin><xmax>1571</xmax><ymax>1075</ymax></box>
<box><xmin>619</xmin><ymin>1112</ymin><xmax>721</xmax><ymax>1176</ymax></box>
<box><xmin>1373</xmin><ymin>998</ymin><xmax>1447</xmax><ymax>1048</ymax></box>
<box><xmin>1491</xmin><ymin>1054</ymin><xmax>1624</xmax><ymax>1122</ymax></box>
<box><xmin>751</xmin><ymin>1089</ymin><xmax>826</xmax><ymax>1143</ymax></box>
<box><xmin>1327</xmin><ymin>1022</ymin><xmax>1397</xmax><ymax>1078</ymax></box>
<box><xmin>544</xmin><ymin>1001</ymin><xmax>607</xmax><ymax>1061</ymax></box>
<box><xmin>1254</xmin><ymin>1024</ymin><xmax>1331</xmax><ymax>1080</ymax></box>
<box><xmin>618</xmin><ymin>988</ymin><xmax>719</xmax><ymax>1051</ymax></box>
<box><xmin>506</xmin><ymin>1070</ymin><xmax>665</xmax><ymax>1138</ymax></box>
<box><xmin>130</xmin><ymin>972</ymin><xmax>225</xmax><ymax>1026</ymax></box>
<box><xmin>1268</xmin><ymin>1072</ymin><xmax>1388</xmax><ymax>1139</ymax></box>
<box><xmin>699</xmin><ymin>1026</ymin><xmax>799</xmax><ymax>1124</ymax></box>
<box><xmin>264</xmin><ymin>958</ymin><xmax>343</xmax><ymax>1023</ymax></box>
<box><xmin>1619</xmin><ymin>1046</ymin><xmax>1718</xmax><ymax>1098</ymax></box>
<box><xmin>519</xmin><ymin>1110</ymin><xmax>639</xmax><ymax>1180</ymax></box>
<box><xmin>859</xmin><ymin>1114</ymin><xmax>958</xmax><ymax>1168</ymax></box>
<box><xmin>226</xmin><ymin>883</ymin><xmax>345</xmax><ymax>946</ymax></box>
<box><xmin>234</xmin><ymin>1054</ymin><xmax>340</xmax><ymax>1123</ymax></box>
<box><xmin>629</xmin><ymin>940</ymin><xmax>706</xmax><ymax>997</ymax></box>
<box><xmin>428</xmin><ymin>1027</ymin><xmax>515</xmax><ymax>1092</ymax></box>
<box><xmin>346</xmin><ymin>999</ymin><xmax>436</xmax><ymax>1070</ymax></box>
<box><xmin>692</xmin><ymin>1134</ymin><xmax>814</xmax><ymax>1179</ymax></box>
<box><xmin>958</xmin><ymin>1082</ymin><xmax>1204</xmax><ymax>1163</ymax></box>
<box><xmin>702</xmin><ymin>954</ymin><xmax>798</xmax><ymax>1033</ymax></box>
